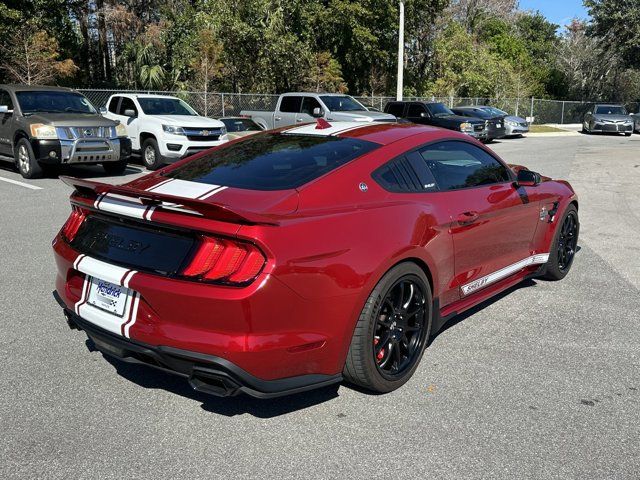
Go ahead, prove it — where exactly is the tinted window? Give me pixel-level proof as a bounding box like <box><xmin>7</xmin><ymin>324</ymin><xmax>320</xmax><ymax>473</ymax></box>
<box><xmin>118</xmin><ymin>97</ymin><xmax>137</xmax><ymax>116</ymax></box>
<box><xmin>420</xmin><ymin>141</ymin><xmax>511</xmax><ymax>190</ymax></box>
<box><xmin>407</xmin><ymin>104</ymin><xmax>427</xmax><ymax>118</ymax></box>
<box><xmin>138</xmin><ymin>97</ymin><xmax>197</xmax><ymax>115</ymax></box>
<box><xmin>426</xmin><ymin>103</ymin><xmax>454</xmax><ymax>117</ymax></box>
<box><xmin>0</xmin><ymin>90</ymin><xmax>13</xmax><ymax>110</ymax></box>
<box><xmin>279</xmin><ymin>96</ymin><xmax>302</xmax><ymax>113</ymax></box>
<box><xmin>107</xmin><ymin>96</ymin><xmax>120</xmax><ymax>113</ymax></box>
<box><xmin>319</xmin><ymin>95</ymin><xmax>365</xmax><ymax>112</ymax></box>
<box><xmin>301</xmin><ymin>97</ymin><xmax>322</xmax><ymax>115</ymax></box>
<box><xmin>373</xmin><ymin>152</ymin><xmax>438</xmax><ymax>193</ymax></box>
<box><xmin>220</xmin><ymin>118</ymin><xmax>262</xmax><ymax>132</ymax></box>
<box><xmin>15</xmin><ymin>91</ymin><xmax>96</xmax><ymax>114</ymax></box>
<box><xmin>165</xmin><ymin>133</ymin><xmax>379</xmax><ymax>191</ymax></box>
<box><xmin>594</xmin><ymin>105</ymin><xmax>627</xmax><ymax>115</ymax></box>
<box><xmin>385</xmin><ymin>102</ymin><xmax>405</xmax><ymax>117</ymax></box>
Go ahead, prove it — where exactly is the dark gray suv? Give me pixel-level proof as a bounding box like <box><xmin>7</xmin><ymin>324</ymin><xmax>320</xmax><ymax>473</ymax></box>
<box><xmin>0</xmin><ymin>85</ymin><xmax>132</xmax><ymax>178</ymax></box>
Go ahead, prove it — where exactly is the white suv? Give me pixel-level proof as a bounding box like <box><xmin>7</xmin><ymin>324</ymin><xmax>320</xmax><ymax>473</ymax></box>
<box><xmin>101</xmin><ymin>94</ymin><xmax>228</xmax><ymax>170</ymax></box>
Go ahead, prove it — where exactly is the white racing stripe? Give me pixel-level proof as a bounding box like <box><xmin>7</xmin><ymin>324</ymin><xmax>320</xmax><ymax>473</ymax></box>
<box><xmin>0</xmin><ymin>176</ymin><xmax>43</xmax><ymax>190</ymax></box>
<box><xmin>461</xmin><ymin>253</ymin><xmax>549</xmax><ymax>296</ymax></box>
<box><xmin>148</xmin><ymin>178</ymin><xmax>225</xmax><ymax>199</ymax></box>
<box><xmin>73</xmin><ymin>254</ymin><xmax>141</xmax><ymax>337</ymax></box>
<box><xmin>282</xmin><ymin>121</ymin><xmax>368</xmax><ymax>137</ymax></box>
<box><xmin>95</xmin><ymin>193</ymin><xmax>152</xmax><ymax>220</ymax></box>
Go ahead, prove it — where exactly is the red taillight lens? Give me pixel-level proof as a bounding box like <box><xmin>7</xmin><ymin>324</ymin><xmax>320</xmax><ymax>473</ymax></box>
<box><xmin>61</xmin><ymin>206</ymin><xmax>87</xmax><ymax>242</ymax></box>
<box><xmin>182</xmin><ymin>236</ymin><xmax>266</xmax><ymax>284</ymax></box>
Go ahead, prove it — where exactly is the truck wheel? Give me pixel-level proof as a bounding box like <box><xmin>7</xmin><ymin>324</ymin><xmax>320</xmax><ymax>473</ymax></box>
<box><xmin>15</xmin><ymin>138</ymin><xmax>43</xmax><ymax>179</ymax></box>
<box><xmin>141</xmin><ymin>138</ymin><xmax>163</xmax><ymax>171</ymax></box>
<box><xmin>102</xmin><ymin>160</ymin><xmax>128</xmax><ymax>175</ymax></box>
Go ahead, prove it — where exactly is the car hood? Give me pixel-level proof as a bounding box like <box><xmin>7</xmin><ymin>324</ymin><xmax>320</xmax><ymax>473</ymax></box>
<box><xmin>435</xmin><ymin>114</ymin><xmax>485</xmax><ymax>126</ymax></box>
<box><xmin>329</xmin><ymin>110</ymin><xmax>397</xmax><ymax>122</ymax></box>
<box><xmin>151</xmin><ymin>115</ymin><xmax>226</xmax><ymax>127</ymax></box>
<box><xmin>505</xmin><ymin>115</ymin><xmax>527</xmax><ymax>123</ymax></box>
<box><xmin>24</xmin><ymin>113</ymin><xmax>117</xmax><ymax>127</ymax></box>
<box><xmin>227</xmin><ymin>131</ymin><xmax>260</xmax><ymax>140</ymax></box>
<box><xmin>593</xmin><ymin>114</ymin><xmax>632</xmax><ymax>122</ymax></box>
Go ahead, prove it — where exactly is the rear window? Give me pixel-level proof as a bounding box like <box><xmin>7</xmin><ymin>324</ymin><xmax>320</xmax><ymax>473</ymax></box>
<box><xmin>165</xmin><ymin>133</ymin><xmax>379</xmax><ymax>191</ymax></box>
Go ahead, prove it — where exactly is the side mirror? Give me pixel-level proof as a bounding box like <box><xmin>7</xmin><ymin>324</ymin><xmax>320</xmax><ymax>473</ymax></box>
<box><xmin>0</xmin><ymin>105</ymin><xmax>10</xmax><ymax>114</ymax></box>
<box><xmin>515</xmin><ymin>169</ymin><xmax>541</xmax><ymax>187</ymax></box>
<box><xmin>99</xmin><ymin>107</ymin><xmax>107</xmax><ymax>114</ymax></box>
<box><xmin>124</xmin><ymin>109</ymin><xmax>136</xmax><ymax>118</ymax></box>
<box><xmin>312</xmin><ymin>107</ymin><xmax>324</xmax><ymax>118</ymax></box>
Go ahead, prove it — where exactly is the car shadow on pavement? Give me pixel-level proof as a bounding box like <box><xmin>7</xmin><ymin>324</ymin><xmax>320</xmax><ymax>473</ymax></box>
<box><xmin>98</xmin><ymin>347</ymin><xmax>340</xmax><ymax>418</ymax></box>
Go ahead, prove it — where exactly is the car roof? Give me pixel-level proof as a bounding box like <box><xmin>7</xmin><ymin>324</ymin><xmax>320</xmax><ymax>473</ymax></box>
<box><xmin>0</xmin><ymin>84</ymin><xmax>75</xmax><ymax>92</ymax></box>
<box><xmin>114</xmin><ymin>93</ymin><xmax>181</xmax><ymax>100</ymax></box>
<box><xmin>279</xmin><ymin>121</ymin><xmax>465</xmax><ymax>146</ymax></box>
<box><xmin>594</xmin><ymin>104</ymin><xmax>624</xmax><ymax>107</ymax></box>
<box><xmin>280</xmin><ymin>92</ymin><xmax>351</xmax><ymax>97</ymax></box>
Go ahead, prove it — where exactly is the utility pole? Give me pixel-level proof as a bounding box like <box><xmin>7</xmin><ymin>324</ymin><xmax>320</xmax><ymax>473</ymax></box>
<box><xmin>396</xmin><ymin>0</ymin><xmax>405</xmax><ymax>101</ymax></box>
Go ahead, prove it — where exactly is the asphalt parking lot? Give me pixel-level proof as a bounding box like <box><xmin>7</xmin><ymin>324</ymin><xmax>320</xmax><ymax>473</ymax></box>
<box><xmin>1</xmin><ymin>132</ymin><xmax>639</xmax><ymax>479</ymax></box>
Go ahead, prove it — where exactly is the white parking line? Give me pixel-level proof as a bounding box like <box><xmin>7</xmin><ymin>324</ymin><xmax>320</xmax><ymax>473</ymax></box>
<box><xmin>0</xmin><ymin>176</ymin><xmax>43</xmax><ymax>190</ymax></box>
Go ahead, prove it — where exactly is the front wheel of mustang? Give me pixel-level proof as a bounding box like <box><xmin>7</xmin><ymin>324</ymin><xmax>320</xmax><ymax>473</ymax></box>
<box><xmin>543</xmin><ymin>204</ymin><xmax>579</xmax><ymax>281</ymax></box>
<box><xmin>344</xmin><ymin>262</ymin><xmax>432</xmax><ymax>393</ymax></box>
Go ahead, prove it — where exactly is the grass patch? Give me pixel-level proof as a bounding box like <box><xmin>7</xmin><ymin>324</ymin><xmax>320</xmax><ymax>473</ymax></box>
<box><xmin>529</xmin><ymin>125</ymin><xmax>568</xmax><ymax>133</ymax></box>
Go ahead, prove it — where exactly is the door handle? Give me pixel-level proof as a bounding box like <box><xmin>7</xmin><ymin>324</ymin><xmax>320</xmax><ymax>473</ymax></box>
<box><xmin>457</xmin><ymin>211</ymin><xmax>480</xmax><ymax>225</ymax></box>
<box><xmin>274</xmin><ymin>116</ymin><xmax>282</xmax><ymax>121</ymax></box>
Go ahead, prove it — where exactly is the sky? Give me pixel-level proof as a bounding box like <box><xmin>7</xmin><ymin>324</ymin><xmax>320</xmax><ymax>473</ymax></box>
<box><xmin>519</xmin><ymin>0</ymin><xmax>589</xmax><ymax>27</ymax></box>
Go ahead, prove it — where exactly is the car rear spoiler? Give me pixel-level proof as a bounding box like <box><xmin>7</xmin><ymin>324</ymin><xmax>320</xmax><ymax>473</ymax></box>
<box><xmin>60</xmin><ymin>176</ymin><xmax>279</xmax><ymax>226</ymax></box>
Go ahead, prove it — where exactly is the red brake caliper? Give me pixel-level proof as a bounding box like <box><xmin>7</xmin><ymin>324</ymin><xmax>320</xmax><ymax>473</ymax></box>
<box><xmin>374</xmin><ymin>337</ymin><xmax>384</xmax><ymax>362</ymax></box>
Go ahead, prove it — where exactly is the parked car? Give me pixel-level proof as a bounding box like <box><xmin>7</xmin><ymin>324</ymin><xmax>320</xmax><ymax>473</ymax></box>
<box><xmin>101</xmin><ymin>94</ymin><xmax>228</xmax><ymax>170</ymax></box>
<box><xmin>582</xmin><ymin>104</ymin><xmax>633</xmax><ymax>136</ymax></box>
<box><xmin>219</xmin><ymin>117</ymin><xmax>263</xmax><ymax>140</ymax></box>
<box><xmin>241</xmin><ymin>93</ymin><xmax>396</xmax><ymax>130</ymax></box>
<box><xmin>53</xmin><ymin>120</ymin><xmax>579</xmax><ymax>398</ymax></box>
<box><xmin>474</xmin><ymin>106</ymin><xmax>529</xmax><ymax>137</ymax></box>
<box><xmin>451</xmin><ymin>106</ymin><xmax>506</xmax><ymax>142</ymax></box>
<box><xmin>384</xmin><ymin>101</ymin><xmax>487</xmax><ymax>141</ymax></box>
<box><xmin>0</xmin><ymin>85</ymin><xmax>131</xmax><ymax>179</ymax></box>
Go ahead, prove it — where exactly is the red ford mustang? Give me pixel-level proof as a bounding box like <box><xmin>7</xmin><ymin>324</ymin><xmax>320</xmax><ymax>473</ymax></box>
<box><xmin>52</xmin><ymin>121</ymin><xmax>579</xmax><ymax>398</ymax></box>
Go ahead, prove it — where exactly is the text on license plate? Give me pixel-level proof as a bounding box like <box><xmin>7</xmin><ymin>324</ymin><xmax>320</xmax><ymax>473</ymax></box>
<box><xmin>87</xmin><ymin>277</ymin><xmax>130</xmax><ymax>317</ymax></box>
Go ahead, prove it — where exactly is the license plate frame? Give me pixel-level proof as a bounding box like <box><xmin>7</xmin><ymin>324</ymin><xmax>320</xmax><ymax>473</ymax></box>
<box><xmin>86</xmin><ymin>276</ymin><xmax>131</xmax><ymax>317</ymax></box>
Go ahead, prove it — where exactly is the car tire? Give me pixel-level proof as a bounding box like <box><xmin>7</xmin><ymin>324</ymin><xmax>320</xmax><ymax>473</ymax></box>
<box><xmin>141</xmin><ymin>138</ymin><xmax>163</xmax><ymax>171</ymax></box>
<box><xmin>102</xmin><ymin>160</ymin><xmax>128</xmax><ymax>175</ymax></box>
<box><xmin>15</xmin><ymin>138</ymin><xmax>43</xmax><ymax>179</ymax></box>
<box><xmin>343</xmin><ymin>262</ymin><xmax>432</xmax><ymax>393</ymax></box>
<box><xmin>542</xmin><ymin>204</ymin><xmax>579</xmax><ymax>281</ymax></box>
<box><xmin>624</xmin><ymin>132</ymin><xmax>632</xmax><ymax>137</ymax></box>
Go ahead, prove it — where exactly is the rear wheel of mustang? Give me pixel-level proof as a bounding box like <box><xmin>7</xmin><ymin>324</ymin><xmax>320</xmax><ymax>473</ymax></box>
<box><xmin>141</xmin><ymin>138</ymin><xmax>163</xmax><ymax>170</ymax></box>
<box><xmin>344</xmin><ymin>262</ymin><xmax>432</xmax><ymax>393</ymax></box>
<box><xmin>543</xmin><ymin>204</ymin><xmax>579</xmax><ymax>281</ymax></box>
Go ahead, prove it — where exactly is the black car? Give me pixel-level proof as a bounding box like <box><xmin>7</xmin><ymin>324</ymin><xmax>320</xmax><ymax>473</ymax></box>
<box><xmin>451</xmin><ymin>106</ymin><xmax>506</xmax><ymax>142</ymax></box>
<box><xmin>384</xmin><ymin>101</ymin><xmax>487</xmax><ymax>141</ymax></box>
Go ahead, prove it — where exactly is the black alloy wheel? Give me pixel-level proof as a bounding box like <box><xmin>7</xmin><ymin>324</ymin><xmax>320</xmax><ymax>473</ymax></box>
<box><xmin>557</xmin><ymin>211</ymin><xmax>578</xmax><ymax>272</ymax></box>
<box><xmin>374</xmin><ymin>278</ymin><xmax>427</xmax><ymax>378</ymax></box>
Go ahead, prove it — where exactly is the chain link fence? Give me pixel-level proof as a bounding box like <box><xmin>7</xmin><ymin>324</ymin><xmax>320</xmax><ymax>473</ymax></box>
<box><xmin>78</xmin><ymin>89</ymin><xmax>639</xmax><ymax>125</ymax></box>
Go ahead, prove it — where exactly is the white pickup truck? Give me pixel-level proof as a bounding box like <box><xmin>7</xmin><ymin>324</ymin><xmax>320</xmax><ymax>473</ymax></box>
<box><xmin>101</xmin><ymin>94</ymin><xmax>228</xmax><ymax>170</ymax></box>
<box><xmin>240</xmin><ymin>92</ymin><xmax>396</xmax><ymax>130</ymax></box>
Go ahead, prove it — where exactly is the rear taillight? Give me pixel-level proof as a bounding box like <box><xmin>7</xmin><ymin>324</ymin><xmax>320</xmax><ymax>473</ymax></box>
<box><xmin>182</xmin><ymin>235</ymin><xmax>266</xmax><ymax>285</ymax></box>
<box><xmin>61</xmin><ymin>206</ymin><xmax>87</xmax><ymax>242</ymax></box>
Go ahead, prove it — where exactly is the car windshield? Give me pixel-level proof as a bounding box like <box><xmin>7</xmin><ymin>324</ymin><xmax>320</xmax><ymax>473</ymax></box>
<box><xmin>138</xmin><ymin>97</ymin><xmax>198</xmax><ymax>116</ymax></box>
<box><xmin>595</xmin><ymin>105</ymin><xmax>627</xmax><ymax>115</ymax></box>
<box><xmin>221</xmin><ymin>118</ymin><xmax>262</xmax><ymax>132</ymax></box>
<box><xmin>16</xmin><ymin>91</ymin><xmax>96</xmax><ymax>114</ymax></box>
<box><xmin>319</xmin><ymin>95</ymin><xmax>366</xmax><ymax>112</ymax></box>
<box><xmin>458</xmin><ymin>108</ymin><xmax>492</xmax><ymax>119</ymax></box>
<box><xmin>481</xmin><ymin>106</ymin><xmax>507</xmax><ymax>116</ymax></box>
<box><xmin>427</xmin><ymin>103</ymin><xmax>455</xmax><ymax>117</ymax></box>
<box><xmin>165</xmin><ymin>133</ymin><xmax>379</xmax><ymax>190</ymax></box>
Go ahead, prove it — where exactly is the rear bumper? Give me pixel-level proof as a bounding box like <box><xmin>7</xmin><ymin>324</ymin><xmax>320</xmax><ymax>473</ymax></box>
<box><xmin>55</xmin><ymin>293</ymin><xmax>341</xmax><ymax>398</ymax></box>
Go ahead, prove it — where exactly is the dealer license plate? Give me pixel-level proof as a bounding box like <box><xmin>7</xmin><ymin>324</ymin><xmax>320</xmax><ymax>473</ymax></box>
<box><xmin>87</xmin><ymin>277</ymin><xmax>130</xmax><ymax>317</ymax></box>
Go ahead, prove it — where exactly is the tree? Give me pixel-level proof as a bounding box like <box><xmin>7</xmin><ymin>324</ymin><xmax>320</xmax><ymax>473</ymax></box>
<box><xmin>0</xmin><ymin>24</ymin><xmax>77</xmax><ymax>85</ymax></box>
<box><xmin>304</xmin><ymin>52</ymin><xmax>347</xmax><ymax>93</ymax></box>
<box><xmin>585</xmin><ymin>0</ymin><xmax>640</xmax><ymax>69</ymax></box>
